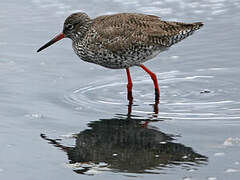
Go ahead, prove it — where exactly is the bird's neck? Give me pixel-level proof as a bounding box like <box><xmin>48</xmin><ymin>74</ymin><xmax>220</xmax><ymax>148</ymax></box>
<box><xmin>71</xmin><ymin>19</ymin><xmax>93</xmax><ymax>42</ymax></box>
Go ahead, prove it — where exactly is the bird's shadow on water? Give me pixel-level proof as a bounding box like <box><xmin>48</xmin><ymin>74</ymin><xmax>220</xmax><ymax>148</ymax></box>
<box><xmin>40</xmin><ymin>100</ymin><xmax>208</xmax><ymax>175</ymax></box>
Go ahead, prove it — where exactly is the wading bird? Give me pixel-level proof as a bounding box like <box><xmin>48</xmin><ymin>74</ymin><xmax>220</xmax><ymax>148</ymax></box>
<box><xmin>37</xmin><ymin>12</ymin><xmax>203</xmax><ymax>102</ymax></box>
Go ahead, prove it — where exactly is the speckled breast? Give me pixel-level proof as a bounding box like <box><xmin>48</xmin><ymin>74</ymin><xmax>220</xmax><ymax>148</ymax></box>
<box><xmin>73</xmin><ymin>41</ymin><xmax>167</xmax><ymax>69</ymax></box>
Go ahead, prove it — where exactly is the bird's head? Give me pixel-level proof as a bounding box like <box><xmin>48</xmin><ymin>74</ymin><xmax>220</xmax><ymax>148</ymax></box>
<box><xmin>37</xmin><ymin>12</ymin><xmax>91</xmax><ymax>53</ymax></box>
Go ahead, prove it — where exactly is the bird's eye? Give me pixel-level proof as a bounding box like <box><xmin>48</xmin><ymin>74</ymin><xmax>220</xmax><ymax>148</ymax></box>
<box><xmin>66</xmin><ymin>24</ymin><xmax>74</xmax><ymax>30</ymax></box>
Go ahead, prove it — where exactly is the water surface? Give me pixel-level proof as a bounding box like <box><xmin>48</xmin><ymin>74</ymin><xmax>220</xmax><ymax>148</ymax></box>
<box><xmin>1</xmin><ymin>0</ymin><xmax>240</xmax><ymax>179</ymax></box>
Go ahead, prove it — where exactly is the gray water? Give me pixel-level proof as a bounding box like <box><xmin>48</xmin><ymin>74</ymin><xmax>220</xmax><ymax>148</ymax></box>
<box><xmin>1</xmin><ymin>0</ymin><xmax>240</xmax><ymax>179</ymax></box>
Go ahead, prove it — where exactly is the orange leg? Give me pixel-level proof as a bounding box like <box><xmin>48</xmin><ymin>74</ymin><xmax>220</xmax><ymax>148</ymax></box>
<box><xmin>140</xmin><ymin>64</ymin><xmax>160</xmax><ymax>101</ymax></box>
<box><xmin>126</xmin><ymin>68</ymin><xmax>133</xmax><ymax>102</ymax></box>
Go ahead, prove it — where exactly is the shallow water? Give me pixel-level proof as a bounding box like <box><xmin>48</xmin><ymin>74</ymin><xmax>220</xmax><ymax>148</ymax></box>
<box><xmin>1</xmin><ymin>0</ymin><xmax>240</xmax><ymax>179</ymax></box>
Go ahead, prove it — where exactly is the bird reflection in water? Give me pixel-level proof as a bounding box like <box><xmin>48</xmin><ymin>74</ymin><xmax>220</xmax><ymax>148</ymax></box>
<box><xmin>41</xmin><ymin>100</ymin><xmax>207</xmax><ymax>175</ymax></box>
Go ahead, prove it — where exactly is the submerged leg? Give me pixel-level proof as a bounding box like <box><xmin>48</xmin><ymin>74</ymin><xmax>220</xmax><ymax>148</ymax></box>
<box><xmin>143</xmin><ymin>99</ymin><xmax>159</xmax><ymax>128</ymax></box>
<box><xmin>126</xmin><ymin>68</ymin><xmax>133</xmax><ymax>102</ymax></box>
<box><xmin>140</xmin><ymin>64</ymin><xmax>160</xmax><ymax>101</ymax></box>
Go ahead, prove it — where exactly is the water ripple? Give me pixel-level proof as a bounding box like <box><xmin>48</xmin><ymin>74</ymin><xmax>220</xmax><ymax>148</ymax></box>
<box><xmin>63</xmin><ymin>73</ymin><xmax>240</xmax><ymax>121</ymax></box>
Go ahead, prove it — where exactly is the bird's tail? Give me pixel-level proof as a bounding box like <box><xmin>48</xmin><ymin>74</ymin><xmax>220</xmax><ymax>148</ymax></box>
<box><xmin>192</xmin><ymin>22</ymin><xmax>204</xmax><ymax>30</ymax></box>
<box><xmin>165</xmin><ymin>21</ymin><xmax>204</xmax><ymax>47</ymax></box>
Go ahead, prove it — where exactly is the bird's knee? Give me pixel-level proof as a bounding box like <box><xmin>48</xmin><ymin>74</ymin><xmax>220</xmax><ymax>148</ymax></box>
<box><xmin>150</xmin><ymin>73</ymin><xmax>157</xmax><ymax>81</ymax></box>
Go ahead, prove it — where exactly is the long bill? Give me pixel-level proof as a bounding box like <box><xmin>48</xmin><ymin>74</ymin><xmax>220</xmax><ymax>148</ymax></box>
<box><xmin>37</xmin><ymin>33</ymin><xmax>65</xmax><ymax>52</ymax></box>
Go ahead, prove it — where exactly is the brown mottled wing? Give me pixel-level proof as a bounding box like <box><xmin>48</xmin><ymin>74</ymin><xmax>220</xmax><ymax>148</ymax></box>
<box><xmin>92</xmin><ymin>13</ymin><xmax>203</xmax><ymax>53</ymax></box>
<box><xmin>147</xmin><ymin>21</ymin><xmax>203</xmax><ymax>47</ymax></box>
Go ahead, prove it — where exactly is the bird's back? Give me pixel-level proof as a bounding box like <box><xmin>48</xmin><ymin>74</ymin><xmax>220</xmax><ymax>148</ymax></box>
<box><xmin>90</xmin><ymin>13</ymin><xmax>203</xmax><ymax>51</ymax></box>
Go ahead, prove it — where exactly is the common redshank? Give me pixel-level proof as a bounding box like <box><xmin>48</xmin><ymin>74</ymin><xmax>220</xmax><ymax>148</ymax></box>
<box><xmin>37</xmin><ymin>12</ymin><xmax>203</xmax><ymax>102</ymax></box>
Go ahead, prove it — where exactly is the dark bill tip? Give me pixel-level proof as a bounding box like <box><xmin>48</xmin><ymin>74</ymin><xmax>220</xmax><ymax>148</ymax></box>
<box><xmin>37</xmin><ymin>33</ymin><xmax>65</xmax><ymax>53</ymax></box>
